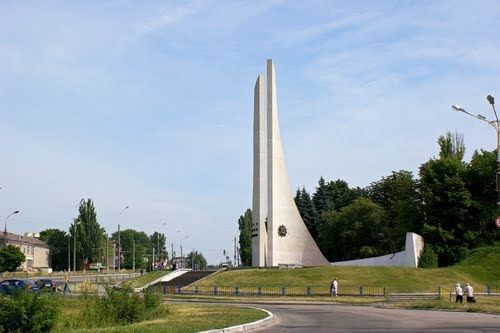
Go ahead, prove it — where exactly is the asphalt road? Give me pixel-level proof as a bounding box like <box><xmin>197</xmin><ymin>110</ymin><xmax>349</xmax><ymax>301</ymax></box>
<box><xmin>252</xmin><ymin>304</ymin><xmax>500</xmax><ymax>333</ymax></box>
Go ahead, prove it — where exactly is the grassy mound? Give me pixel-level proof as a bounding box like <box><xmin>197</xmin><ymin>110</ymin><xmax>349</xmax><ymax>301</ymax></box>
<box><xmin>196</xmin><ymin>242</ymin><xmax>499</xmax><ymax>293</ymax></box>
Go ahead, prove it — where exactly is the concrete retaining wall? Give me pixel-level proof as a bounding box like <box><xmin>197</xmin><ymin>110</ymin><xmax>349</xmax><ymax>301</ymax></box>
<box><xmin>330</xmin><ymin>232</ymin><xmax>424</xmax><ymax>267</ymax></box>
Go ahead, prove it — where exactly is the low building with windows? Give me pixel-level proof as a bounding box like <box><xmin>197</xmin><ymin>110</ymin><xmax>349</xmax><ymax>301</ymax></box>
<box><xmin>0</xmin><ymin>232</ymin><xmax>50</xmax><ymax>270</ymax></box>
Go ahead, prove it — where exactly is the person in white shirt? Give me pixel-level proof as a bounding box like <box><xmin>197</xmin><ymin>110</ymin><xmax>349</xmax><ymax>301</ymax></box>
<box><xmin>465</xmin><ymin>283</ymin><xmax>476</xmax><ymax>303</ymax></box>
<box><xmin>455</xmin><ymin>283</ymin><xmax>463</xmax><ymax>303</ymax></box>
<box><xmin>330</xmin><ymin>277</ymin><xmax>338</xmax><ymax>297</ymax></box>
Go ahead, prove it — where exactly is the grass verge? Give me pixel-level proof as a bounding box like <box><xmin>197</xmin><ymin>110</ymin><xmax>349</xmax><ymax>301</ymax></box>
<box><xmin>52</xmin><ymin>296</ymin><xmax>268</xmax><ymax>333</ymax></box>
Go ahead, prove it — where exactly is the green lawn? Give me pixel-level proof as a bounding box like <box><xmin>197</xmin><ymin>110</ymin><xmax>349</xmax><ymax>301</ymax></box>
<box><xmin>53</xmin><ymin>299</ymin><xmax>267</xmax><ymax>333</ymax></box>
<box><xmin>128</xmin><ymin>270</ymin><xmax>170</xmax><ymax>288</ymax></box>
<box><xmin>196</xmin><ymin>242</ymin><xmax>499</xmax><ymax>293</ymax></box>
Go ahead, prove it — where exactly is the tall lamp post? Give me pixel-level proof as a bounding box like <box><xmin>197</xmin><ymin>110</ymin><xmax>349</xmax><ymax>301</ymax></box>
<box><xmin>452</xmin><ymin>94</ymin><xmax>499</xmax><ymax>207</ymax></box>
<box><xmin>73</xmin><ymin>221</ymin><xmax>81</xmax><ymax>272</ymax></box>
<box><xmin>118</xmin><ymin>205</ymin><xmax>129</xmax><ymax>271</ymax></box>
<box><xmin>69</xmin><ymin>198</ymin><xmax>84</xmax><ymax>272</ymax></box>
<box><xmin>103</xmin><ymin>231</ymin><xmax>108</xmax><ymax>272</ymax></box>
<box><xmin>158</xmin><ymin>221</ymin><xmax>167</xmax><ymax>262</ymax></box>
<box><xmin>3</xmin><ymin>210</ymin><xmax>19</xmax><ymax>246</ymax></box>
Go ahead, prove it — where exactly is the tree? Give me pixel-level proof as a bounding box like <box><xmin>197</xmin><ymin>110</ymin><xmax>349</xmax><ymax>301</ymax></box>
<box><xmin>238</xmin><ymin>209</ymin><xmax>252</xmax><ymax>266</ymax></box>
<box><xmin>367</xmin><ymin>170</ymin><xmax>422</xmax><ymax>252</ymax></box>
<box><xmin>418</xmin><ymin>245</ymin><xmax>438</xmax><ymax>268</ymax></box>
<box><xmin>150</xmin><ymin>232</ymin><xmax>167</xmax><ymax>261</ymax></box>
<box><xmin>0</xmin><ymin>245</ymin><xmax>25</xmax><ymax>272</ymax></box>
<box><xmin>464</xmin><ymin>149</ymin><xmax>500</xmax><ymax>245</ymax></box>
<box><xmin>324</xmin><ymin>180</ymin><xmax>360</xmax><ymax>212</ymax></box>
<box><xmin>39</xmin><ymin>229</ymin><xmax>69</xmax><ymax>271</ymax></box>
<box><xmin>320</xmin><ymin>197</ymin><xmax>390</xmax><ymax>261</ymax></box>
<box><xmin>312</xmin><ymin>177</ymin><xmax>328</xmax><ymax>216</ymax></box>
<box><xmin>438</xmin><ymin>131</ymin><xmax>465</xmax><ymax>160</ymax></box>
<box><xmin>70</xmin><ymin>199</ymin><xmax>105</xmax><ymax>270</ymax></box>
<box><xmin>419</xmin><ymin>132</ymin><xmax>472</xmax><ymax>266</ymax></box>
<box><xmin>295</xmin><ymin>187</ymin><xmax>319</xmax><ymax>239</ymax></box>
<box><xmin>111</xmin><ymin>229</ymin><xmax>152</xmax><ymax>270</ymax></box>
<box><xmin>186</xmin><ymin>250</ymin><xmax>207</xmax><ymax>270</ymax></box>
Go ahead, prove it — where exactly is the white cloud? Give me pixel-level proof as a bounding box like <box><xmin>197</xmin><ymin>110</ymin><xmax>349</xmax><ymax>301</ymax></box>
<box><xmin>138</xmin><ymin>1</ymin><xmax>203</xmax><ymax>34</ymax></box>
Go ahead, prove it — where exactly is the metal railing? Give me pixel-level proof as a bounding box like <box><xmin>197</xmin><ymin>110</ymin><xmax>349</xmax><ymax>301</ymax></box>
<box><xmin>151</xmin><ymin>283</ymin><xmax>498</xmax><ymax>300</ymax></box>
<box><xmin>439</xmin><ymin>284</ymin><xmax>499</xmax><ymax>301</ymax></box>
<box><xmin>156</xmin><ymin>285</ymin><xmax>387</xmax><ymax>297</ymax></box>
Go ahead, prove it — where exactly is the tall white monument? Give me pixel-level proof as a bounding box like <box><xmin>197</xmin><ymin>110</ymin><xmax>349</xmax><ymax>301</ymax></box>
<box><xmin>252</xmin><ymin>60</ymin><xmax>329</xmax><ymax>267</ymax></box>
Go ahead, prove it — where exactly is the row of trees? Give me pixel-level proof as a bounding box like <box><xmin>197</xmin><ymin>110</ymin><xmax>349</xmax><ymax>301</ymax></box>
<box><xmin>238</xmin><ymin>132</ymin><xmax>500</xmax><ymax>267</ymax></box>
<box><xmin>39</xmin><ymin>199</ymin><xmax>206</xmax><ymax>271</ymax></box>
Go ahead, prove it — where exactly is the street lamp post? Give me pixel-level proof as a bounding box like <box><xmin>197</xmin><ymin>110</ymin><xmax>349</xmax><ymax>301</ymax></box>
<box><xmin>452</xmin><ymin>94</ymin><xmax>499</xmax><ymax>206</ymax></box>
<box><xmin>3</xmin><ymin>210</ymin><xmax>19</xmax><ymax>246</ymax></box>
<box><xmin>73</xmin><ymin>221</ymin><xmax>81</xmax><ymax>272</ymax></box>
<box><xmin>158</xmin><ymin>221</ymin><xmax>167</xmax><ymax>262</ymax></box>
<box><xmin>118</xmin><ymin>206</ymin><xmax>129</xmax><ymax>271</ymax></box>
<box><xmin>103</xmin><ymin>231</ymin><xmax>108</xmax><ymax>272</ymax></box>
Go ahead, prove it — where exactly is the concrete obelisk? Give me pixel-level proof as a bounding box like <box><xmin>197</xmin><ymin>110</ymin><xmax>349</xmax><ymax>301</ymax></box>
<box><xmin>251</xmin><ymin>74</ymin><xmax>267</xmax><ymax>267</ymax></box>
<box><xmin>266</xmin><ymin>59</ymin><xmax>329</xmax><ymax>266</ymax></box>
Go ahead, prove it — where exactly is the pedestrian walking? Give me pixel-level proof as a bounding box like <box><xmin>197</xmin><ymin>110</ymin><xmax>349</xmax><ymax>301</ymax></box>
<box><xmin>63</xmin><ymin>273</ymin><xmax>70</xmax><ymax>294</ymax></box>
<box><xmin>330</xmin><ymin>277</ymin><xmax>338</xmax><ymax>297</ymax></box>
<box><xmin>465</xmin><ymin>283</ymin><xmax>476</xmax><ymax>303</ymax></box>
<box><xmin>455</xmin><ymin>283</ymin><xmax>463</xmax><ymax>303</ymax></box>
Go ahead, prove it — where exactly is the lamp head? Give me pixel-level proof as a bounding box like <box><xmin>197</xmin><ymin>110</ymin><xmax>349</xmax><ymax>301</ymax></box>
<box><xmin>452</xmin><ymin>105</ymin><xmax>465</xmax><ymax>112</ymax></box>
<box><xmin>13</xmin><ymin>210</ymin><xmax>19</xmax><ymax>214</ymax></box>
<box><xmin>487</xmin><ymin>95</ymin><xmax>495</xmax><ymax>105</ymax></box>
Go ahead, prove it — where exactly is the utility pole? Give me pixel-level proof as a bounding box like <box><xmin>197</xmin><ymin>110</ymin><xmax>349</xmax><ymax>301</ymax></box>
<box><xmin>73</xmin><ymin>230</ymin><xmax>76</xmax><ymax>272</ymax></box>
<box><xmin>105</xmin><ymin>236</ymin><xmax>108</xmax><ymax>271</ymax></box>
<box><xmin>152</xmin><ymin>247</ymin><xmax>155</xmax><ymax>270</ymax></box>
<box><xmin>117</xmin><ymin>224</ymin><xmax>121</xmax><ymax>271</ymax></box>
<box><xmin>113</xmin><ymin>242</ymin><xmax>116</xmax><ymax>270</ymax></box>
<box><xmin>132</xmin><ymin>241</ymin><xmax>136</xmax><ymax>271</ymax></box>
<box><xmin>234</xmin><ymin>236</ymin><xmax>237</xmax><ymax>267</ymax></box>
<box><xmin>67</xmin><ymin>238</ymin><xmax>71</xmax><ymax>272</ymax></box>
<box><xmin>180</xmin><ymin>245</ymin><xmax>183</xmax><ymax>257</ymax></box>
<box><xmin>73</xmin><ymin>222</ymin><xmax>80</xmax><ymax>272</ymax></box>
<box><xmin>157</xmin><ymin>235</ymin><xmax>160</xmax><ymax>263</ymax></box>
<box><xmin>171</xmin><ymin>243</ymin><xmax>174</xmax><ymax>261</ymax></box>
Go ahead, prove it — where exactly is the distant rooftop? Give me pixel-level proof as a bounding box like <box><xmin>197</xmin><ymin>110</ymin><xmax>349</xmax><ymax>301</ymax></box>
<box><xmin>0</xmin><ymin>232</ymin><xmax>49</xmax><ymax>248</ymax></box>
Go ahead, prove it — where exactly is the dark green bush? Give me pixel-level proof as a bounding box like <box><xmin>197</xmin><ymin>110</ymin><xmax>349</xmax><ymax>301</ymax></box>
<box><xmin>0</xmin><ymin>291</ymin><xmax>59</xmax><ymax>333</ymax></box>
<box><xmin>143</xmin><ymin>288</ymin><xmax>162</xmax><ymax>311</ymax></box>
<box><xmin>418</xmin><ymin>245</ymin><xmax>439</xmax><ymax>268</ymax></box>
<box><xmin>78</xmin><ymin>285</ymin><xmax>165</xmax><ymax>328</ymax></box>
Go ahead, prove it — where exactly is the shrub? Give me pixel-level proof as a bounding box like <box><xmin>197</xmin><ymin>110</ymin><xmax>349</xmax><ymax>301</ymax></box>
<box><xmin>418</xmin><ymin>245</ymin><xmax>438</xmax><ymax>268</ymax></box>
<box><xmin>75</xmin><ymin>285</ymin><xmax>166</xmax><ymax>328</ymax></box>
<box><xmin>143</xmin><ymin>288</ymin><xmax>162</xmax><ymax>311</ymax></box>
<box><xmin>0</xmin><ymin>291</ymin><xmax>59</xmax><ymax>333</ymax></box>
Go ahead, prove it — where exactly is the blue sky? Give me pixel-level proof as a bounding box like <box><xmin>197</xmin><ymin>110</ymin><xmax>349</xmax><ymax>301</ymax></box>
<box><xmin>1</xmin><ymin>1</ymin><xmax>499</xmax><ymax>264</ymax></box>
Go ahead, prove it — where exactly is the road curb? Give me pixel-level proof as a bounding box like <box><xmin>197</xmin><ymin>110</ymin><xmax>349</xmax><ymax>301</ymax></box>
<box><xmin>198</xmin><ymin>307</ymin><xmax>274</xmax><ymax>333</ymax></box>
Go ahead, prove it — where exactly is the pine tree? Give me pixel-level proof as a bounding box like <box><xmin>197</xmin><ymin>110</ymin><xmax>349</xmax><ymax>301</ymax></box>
<box><xmin>300</xmin><ymin>187</ymin><xmax>320</xmax><ymax>239</ymax></box>
<box><xmin>312</xmin><ymin>177</ymin><xmax>328</xmax><ymax>216</ymax></box>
